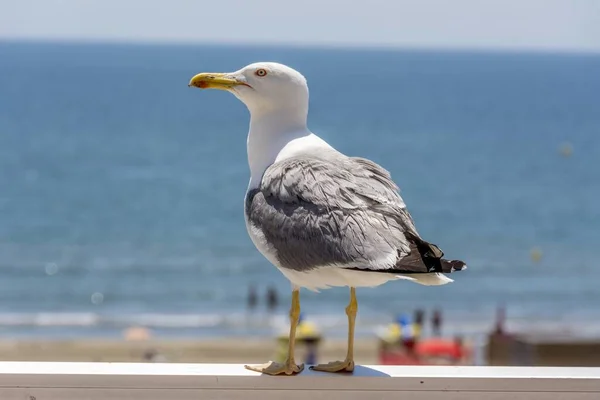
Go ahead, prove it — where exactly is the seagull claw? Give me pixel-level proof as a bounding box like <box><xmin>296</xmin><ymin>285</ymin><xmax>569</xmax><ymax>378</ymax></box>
<box><xmin>310</xmin><ymin>359</ymin><xmax>354</xmax><ymax>373</ymax></box>
<box><xmin>245</xmin><ymin>360</ymin><xmax>304</xmax><ymax>376</ymax></box>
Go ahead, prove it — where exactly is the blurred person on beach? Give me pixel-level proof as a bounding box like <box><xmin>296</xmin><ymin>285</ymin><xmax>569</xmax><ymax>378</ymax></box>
<box><xmin>247</xmin><ymin>284</ymin><xmax>258</xmax><ymax>311</ymax></box>
<box><xmin>432</xmin><ymin>309</ymin><xmax>442</xmax><ymax>337</ymax></box>
<box><xmin>378</xmin><ymin>314</ymin><xmax>419</xmax><ymax>351</ymax></box>
<box><xmin>493</xmin><ymin>305</ymin><xmax>506</xmax><ymax>335</ymax></box>
<box><xmin>414</xmin><ymin>309</ymin><xmax>425</xmax><ymax>337</ymax></box>
<box><xmin>398</xmin><ymin>314</ymin><xmax>417</xmax><ymax>354</ymax></box>
<box><xmin>266</xmin><ymin>285</ymin><xmax>278</xmax><ymax>312</ymax></box>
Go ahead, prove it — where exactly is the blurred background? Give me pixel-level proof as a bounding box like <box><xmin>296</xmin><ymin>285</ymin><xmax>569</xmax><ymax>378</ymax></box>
<box><xmin>0</xmin><ymin>0</ymin><xmax>599</xmax><ymax>367</ymax></box>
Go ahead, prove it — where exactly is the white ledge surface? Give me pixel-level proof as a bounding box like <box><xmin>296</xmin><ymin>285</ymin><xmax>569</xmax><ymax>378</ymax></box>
<box><xmin>0</xmin><ymin>362</ymin><xmax>599</xmax><ymax>400</ymax></box>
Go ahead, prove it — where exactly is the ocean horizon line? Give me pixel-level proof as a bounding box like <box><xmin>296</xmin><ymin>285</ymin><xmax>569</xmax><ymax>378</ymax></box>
<box><xmin>1</xmin><ymin>37</ymin><xmax>599</xmax><ymax>57</ymax></box>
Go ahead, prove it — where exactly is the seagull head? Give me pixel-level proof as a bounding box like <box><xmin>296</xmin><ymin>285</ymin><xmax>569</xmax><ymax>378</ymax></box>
<box><xmin>189</xmin><ymin>62</ymin><xmax>309</xmax><ymax>119</ymax></box>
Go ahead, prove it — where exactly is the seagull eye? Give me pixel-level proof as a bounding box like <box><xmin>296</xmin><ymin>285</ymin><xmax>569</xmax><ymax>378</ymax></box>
<box><xmin>255</xmin><ymin>68</ymin><xmax>267</xmax><ymax>77</ymax></box>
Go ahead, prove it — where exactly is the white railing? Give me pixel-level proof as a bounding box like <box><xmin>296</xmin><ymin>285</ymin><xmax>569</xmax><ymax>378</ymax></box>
<box><xmin>0</xmin><ymin>362</ymin><xmax>599</xmax><ymax>399</ymax></box>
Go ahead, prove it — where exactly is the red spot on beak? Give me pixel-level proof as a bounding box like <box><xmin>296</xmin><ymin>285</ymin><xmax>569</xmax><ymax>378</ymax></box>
<box><xmin>198</xmin><ymin>81</ymin><xmax>209</xmax><ymax>89</ymax></box>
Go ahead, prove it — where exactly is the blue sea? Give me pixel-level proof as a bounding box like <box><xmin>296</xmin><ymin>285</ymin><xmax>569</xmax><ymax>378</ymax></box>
<box><xmin>0</xmin><ymin>41</ymin><xmax>599</xmax><ymax>342</ymax></box>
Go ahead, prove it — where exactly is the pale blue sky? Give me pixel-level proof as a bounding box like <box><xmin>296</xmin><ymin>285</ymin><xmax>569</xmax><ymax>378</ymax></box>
<box><xmin>1</xmin><ymin>0</ymin><xmax>599</xmax><ymax>52</ymax></box>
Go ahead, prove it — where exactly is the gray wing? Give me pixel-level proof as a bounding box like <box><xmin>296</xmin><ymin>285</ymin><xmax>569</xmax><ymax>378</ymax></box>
<box><xmin>245</xmin><ymin>151</ymin><xmax>461</xmax><ymax>274</ymax></box>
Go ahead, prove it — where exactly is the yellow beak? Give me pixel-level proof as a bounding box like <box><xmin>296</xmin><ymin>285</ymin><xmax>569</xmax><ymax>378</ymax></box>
<box><xmin>188</xmin><ymin>72</ymin><xmax>247</xmax><ymax>90</ymax></box>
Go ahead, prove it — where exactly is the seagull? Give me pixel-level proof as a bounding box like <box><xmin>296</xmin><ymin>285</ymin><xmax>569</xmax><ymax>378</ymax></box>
<box><xmin>188</xmin><ymin>62</ymin><xmax>466</xmax><ymax>376</ymax></box>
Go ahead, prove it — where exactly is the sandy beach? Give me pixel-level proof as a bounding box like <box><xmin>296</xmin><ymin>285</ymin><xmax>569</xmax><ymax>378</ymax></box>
<box><xmin>0</xmin><ymin>338</ymin><xmax>381</xmax><ymax>364</ymax></box>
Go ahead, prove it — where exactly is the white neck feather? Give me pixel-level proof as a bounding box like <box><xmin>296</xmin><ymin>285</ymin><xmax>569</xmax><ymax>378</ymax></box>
<box><xmin>246</xmin><ymin>111</ymin><xmax>332</xmax><ymax>189</ymax></box>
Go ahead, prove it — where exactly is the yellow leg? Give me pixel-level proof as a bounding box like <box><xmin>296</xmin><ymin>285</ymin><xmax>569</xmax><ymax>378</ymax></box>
<box><xmin>245</xmin><ymin>289</ymin><xmax>304</xmax><ymax>375</ymax></box>
<box><xmin>310</xmin><ymin>287</ymin><xmax>357</xmax><ymax>373</ymax></box>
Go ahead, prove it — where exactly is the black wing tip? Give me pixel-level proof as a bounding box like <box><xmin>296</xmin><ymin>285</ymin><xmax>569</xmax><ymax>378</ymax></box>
<box><xmin>442</xmin><ymin>259</ymin><xmax>467</xmax><ymax>273</ymax></box>
<box><xmin>413</xmin><ymin>239</ymin><xmax>466</xmax><ymax>274</ymax></box>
